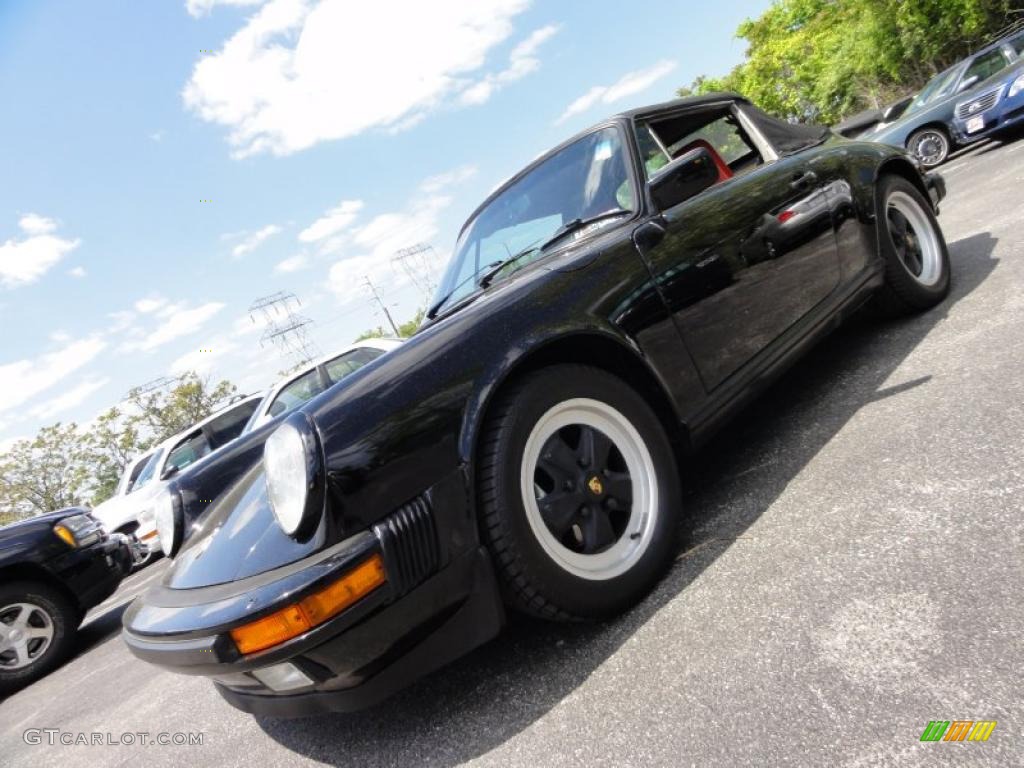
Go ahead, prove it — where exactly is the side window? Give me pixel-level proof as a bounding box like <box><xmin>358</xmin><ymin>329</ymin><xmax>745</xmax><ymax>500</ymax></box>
<box><xmin>640</xmin><ymin>107</ymin><xmax>766</xmax><ymax>184</ymax></box>
<box><xmin>126</xmin><ymin>453</ymin><xmax>158</xmax><ymax>494</ymax></box>
<box><xmin>205</xmin><ymin>399</ymin><xmax>260</xmax><ymax>448</ymax></box>
<box><xmin>268</xmin><ymin>370</ymin><xmax>324</xmax><ymax>418</ymax></box>
<box><xmin>963</xmin><ymin>49</ymin><xmax>1011</xmax><ymax>85</ymax></box>
<box><xmin>1009</xmin><ymin>33</ymin><xmax>1024</xmax><ymax>57</ymax></box>
<box><xmin>129</xmin><ymin>450</ymin><xmax>160</xmax><ymax>493</ymax></box>
<box><xmin>324</xmin><ymin>347</ymin><xmax>385</xmax><ymax>384</ymax></box>
<box><xmin>165</xmin><ymin>430</ymin><xmax>211</xmax><ymax>474</ymax></box>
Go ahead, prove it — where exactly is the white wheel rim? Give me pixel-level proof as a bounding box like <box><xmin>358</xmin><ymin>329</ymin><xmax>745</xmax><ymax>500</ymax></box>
<box><xmin>519</xmin><ymin>398</ymin><xmax>659</xmax><ymax>581</ymax></box>
<box><xmin>886</xmin><ymin>190</ymin><xmax>942</xmax><ymax>287</ymax></box>
<box><xmin>0</xmin><ymin>602</ymin><xmax>55</xmax><ymax>670</ymax></box>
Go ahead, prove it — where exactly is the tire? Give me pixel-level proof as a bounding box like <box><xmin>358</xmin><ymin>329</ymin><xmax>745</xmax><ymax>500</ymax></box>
<box><xmin>907</xmin><ymin>127</ymin><xmax>951</xmax><ymax>168</ymax></box>
<box><xmin>478</xmin><ymin>365</ymin><xmax>681</xmax><ymax>621</ymax></box>
<box><xmin>0</xmin><ymin>581</ymin><xmax>80</xmax><ymax>695</ymax></box>
<box><xmin>872</xmin><ymin>175</ymin><xmax>951</xmax><ymax>316</ymax></box>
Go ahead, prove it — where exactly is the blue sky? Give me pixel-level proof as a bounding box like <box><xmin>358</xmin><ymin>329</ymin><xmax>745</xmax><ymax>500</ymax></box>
<box><xmin>0</xmin><ymin>0</ymin><xmax>770</xmax><ymax>448</ymax></box>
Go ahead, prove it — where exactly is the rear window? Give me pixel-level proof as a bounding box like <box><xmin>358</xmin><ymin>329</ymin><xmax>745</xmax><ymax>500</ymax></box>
<box><xmin>268</xmin><ymin>369</ymin><xmax>325</xmax><ymax>418</ymax></box>
<box><xmin>324</xmin><ymin>347</ymin><xmax>385</xmax><ymax>384</ymax></box>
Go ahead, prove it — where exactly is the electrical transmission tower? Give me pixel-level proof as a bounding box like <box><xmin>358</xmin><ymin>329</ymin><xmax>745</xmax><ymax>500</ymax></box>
<box><xmin>249</xmin><ymin>291</ymin><xmax>321</xmax><ymax>367</ymax></box>
<box><xmin>392</xmin><ymin>242</ymin><xmax>442</xmax><ymax>303</ymax></box>
<box><xmin>361</xmin><ymin>276</ymin><xmax>401</xmax><ymax>336</ymax></box>
<box><xmin>132</xmin><ymin>376</ymin><xmax>177</xmax><ymax>396</ymax></box>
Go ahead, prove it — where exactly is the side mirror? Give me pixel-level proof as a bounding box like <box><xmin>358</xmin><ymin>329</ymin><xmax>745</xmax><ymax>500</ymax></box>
<box><xmin>160</xmin><ymin>465</ymin><xmax>179</xmax><ymax>482</ymax></box>
<box><xmin>648</xmin><ymin>147</ymin><xmax>721</xmax><ymax>211</ymax></box>
<box><xmin>958</xmin><ymin>75</ymin><xmax>980</xmax><ymax>93</ymax></box>
<box><xmin>882</xmin><ymin>96</ymin><xmax>913</xmax><ymax>122</ymax></box>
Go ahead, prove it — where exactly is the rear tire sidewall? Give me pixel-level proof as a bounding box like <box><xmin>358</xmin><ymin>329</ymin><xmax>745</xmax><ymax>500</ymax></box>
<box><xmin>877</xmin><ymin>175</ymin><xmax>951</xmax><ymax>311</ymax></box>
<box><xmin>483</xmin><ymin>367</ymin><xmax>680</xmax><ymax>619</ymax></box>
<box><xmin>0</xmin><ymin>582</ymin><xmax>79</xmax><ymax>693</ymax></box>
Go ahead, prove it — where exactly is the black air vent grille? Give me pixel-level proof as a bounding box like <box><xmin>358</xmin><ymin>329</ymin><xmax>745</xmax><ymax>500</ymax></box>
<box><xmin>374</xmin><ymin>496</ymin><xmax>439</xmax><ymax>596</ymax></box>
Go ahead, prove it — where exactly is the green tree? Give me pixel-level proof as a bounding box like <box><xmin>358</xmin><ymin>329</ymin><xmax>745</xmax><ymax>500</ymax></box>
<box><xmin>355</xmin><ymin>307</ymin><xmax>425</xmax><ymax>342</ymax></box>
<box><xmin>126</xmin><ymin>372</ymin><xmax>237</xmax><ymax>444</ymax></box>
<box><xmin>81</xmin><ymin>407</ymin><xmax>144</xmax><ymax>506</ymax></box>
<box><xmin>0</xmin><ymin>423</ymin><xmax>90</xmax><ymax>522</ymax></box>
<box><xmin>682</xmin><ymin>0</ymin><xmax>1019</xmax><ymax>124</ymax></box>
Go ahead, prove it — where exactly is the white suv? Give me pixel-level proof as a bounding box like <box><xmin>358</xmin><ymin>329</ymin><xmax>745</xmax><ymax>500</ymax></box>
<box><xmin>90</xmin><ymin>394</ymin><xmax>262</xmax><ymax>567</ymax></box>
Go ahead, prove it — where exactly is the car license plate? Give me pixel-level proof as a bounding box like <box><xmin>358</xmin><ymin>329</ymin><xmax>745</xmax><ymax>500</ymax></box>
<box><xmin>966</xmin><ymin>116</ymin><xmax>985</xmax><ymax>134</ymax></box>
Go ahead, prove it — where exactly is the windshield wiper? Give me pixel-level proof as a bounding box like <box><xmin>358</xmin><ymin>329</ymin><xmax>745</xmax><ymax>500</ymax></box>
<box><xmin>538</xmin><ymin>208</ymin><xmax>631</xmax><ymax>252</ymax></box>
<box><xmin>427</xmin><ymin>260</ymin><xmax>504</xmax><ymax>319</ymax></box>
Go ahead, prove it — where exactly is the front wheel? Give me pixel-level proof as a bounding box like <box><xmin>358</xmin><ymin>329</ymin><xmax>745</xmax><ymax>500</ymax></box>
<box><xmin>907</xmin><ymin>127</ymin><xmax>951</xmax><ymax>168</ymax></box>
<box><xmin>0</xmin><ymin>582</ymin><xmax>79</xmax><ymax>694</ymax></box>
<box><xmin>477</xmin><ymin>365</ymin><xmax>681</xmax><ymax>621</ymax></box>
<box><xmin>873</xmin><ymin>175</ymin><xmax>951</xmax><ymax>315</ymax></box>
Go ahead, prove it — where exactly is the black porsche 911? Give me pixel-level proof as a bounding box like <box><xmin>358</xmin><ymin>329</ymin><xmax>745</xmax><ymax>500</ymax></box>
<box><xmin>123</xmin><ymin>93</ymin><xmax>949</xmax><ymax>717</ymax></box>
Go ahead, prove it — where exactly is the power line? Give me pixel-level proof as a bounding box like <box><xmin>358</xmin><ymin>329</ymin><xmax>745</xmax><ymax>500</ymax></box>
<box><xmin>362</xmin><ymin>276</ymin><xmax>400</xmax><ymax>336</ymax></box>
<box><xmin>392</xmin><ymin>242</ymin><xmax>442</xmax><ymax>303</ymax></box>
<box><xmin>248</xmin><ymin>291</ymin><xmax>321</xmax><ymax>367</ymax></box>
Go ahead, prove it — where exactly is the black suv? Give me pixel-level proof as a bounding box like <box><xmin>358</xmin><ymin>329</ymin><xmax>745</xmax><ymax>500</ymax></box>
<box><xmin>0</xmin><ymin>508</ymin><xmax>134</xmax><ymax>693</ymax></box>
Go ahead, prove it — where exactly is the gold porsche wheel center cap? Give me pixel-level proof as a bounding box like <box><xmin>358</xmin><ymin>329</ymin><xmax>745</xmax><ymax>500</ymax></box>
<box><xmin>587</xmin><ymin>475</ymin><xmax>604</xmax><ymax>496</ymax></box>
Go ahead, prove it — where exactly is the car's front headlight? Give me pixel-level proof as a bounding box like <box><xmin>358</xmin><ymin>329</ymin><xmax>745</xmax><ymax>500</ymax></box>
<box><xmin>154</xmin><ymin>490</ymin><xmax>183</xmax><ymax>557</ymax></box>
<box><xmin>264</xmin><ymin>413</ymin><xmax>324</xmax><ymax>538</ymax></box>
<box><xmin>53</xmin><ymin>514</ymin><xmax>102</xmax><ymax>548</ymax></box>
<box><xmin>1009</xmin><ymin>73</ymin><xmax>1024</xmax><ymax>99</ymax></box>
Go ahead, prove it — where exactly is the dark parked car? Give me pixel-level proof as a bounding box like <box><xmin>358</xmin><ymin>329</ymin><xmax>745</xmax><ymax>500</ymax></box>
<box><xmin>1</xmin><ymin>508</ymin><xmax>134</xmax><ymax>693</ymax></box>
<box><xmin>124</xmin><ymin>93</ymin><xmax>949</xmax><ymax>717</ymax></box>
<box><xmin>864</xmin><ymin>28</ymin><xmax>1024</xmax><ymax>166</ymax></box>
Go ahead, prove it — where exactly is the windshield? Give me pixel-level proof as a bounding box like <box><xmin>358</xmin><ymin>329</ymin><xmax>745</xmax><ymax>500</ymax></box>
<box><xmin>908</xmin><ymin>66</ymin><xmax>962</xmax><ymax>112</ymax></box>
<box><xmin>431</xmin><ymin>125</ymin><xmax>635</xmax><ymax>314</ymax></box>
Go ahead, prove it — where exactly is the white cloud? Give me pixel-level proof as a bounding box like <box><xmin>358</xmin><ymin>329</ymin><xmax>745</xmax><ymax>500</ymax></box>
<box><xmin>275</xmin><ymin>253</ymin><xmax>308</xmax><ymax>273</ymax></box>
<box><xmin>298</xmin><ymin>200</ymin><xmax>363</xmax><ymax>244</ymax></box>
<box><xmin>183</xmin><ymin>0</ymin><xmax>538</xmax><ymax>157</ymax></box>
<box><xmin>555</xmin><ymin>60</ymin><xmax>677</xmax><ymax>125</ymax></box>
<box><xmin>1</xmin><ymin>214</ymin><xmax>81</xmax><ymax>288</ymax></box>
<box><xmin>0</xmin><ymin>337</ymin><xmax>108</xmax><ymax>418</ymax></box>
<box><xmin>170</xmin><ymin>339</ymin><xmax>239</xmax><ymax>376</ymax></box>
<box><xmin>459</xmin><ymin>24</ymin><xmax>559</xmax><ymax>106</ymax></box>
<box><xmin>68</xmin><ymin>266</ymin><xmax>87</xmax><ymax>278</ymax></box>
<box><xmin>150</xmin><ymin>130</ymin><xmax>166</xmax><ymax>142</ymax></box>
<box><xmin>419</xmin><ymin>164</ymin><xmax>478</xmax><ymax>194</ymax></box>
<box><xmin>29</xmin><ymin>378</ymin><xmax>110</xmax><ymax>421</ymax></box>
<box><xmin>121</xmin><ymin>302</ymin><xmax>226</xmax><ymax>352</ymax></box>
<box><xmin>186</xmin><ymin>0</ymin><xmax>265</xmax><ymax>17</ymax></box>
<box><xmin>19</xmin><ymin>213</ymin><xmax>58</xmax><ymax>235</ymax></box>
<box><xmin>134</xmin><ymin>295</ymin><xmax>168</xmax><ymax>314</ymax></box>
<box><xmin>232</xmin><ymin>224</ymin><xmax>282</xmax><ymax>257</ymax></box>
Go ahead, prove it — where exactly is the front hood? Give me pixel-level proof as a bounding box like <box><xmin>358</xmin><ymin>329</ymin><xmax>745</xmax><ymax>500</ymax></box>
<box><xmin>165</xmin><ymin>462</ymin><xmax>325</xmax><ymax>589</ymax></box>
<box><xmin>0</xmin><ymin>507</ymin><xmax>87</xmax><ymax>538</ymax></box>
<box><xmin>91</xmin><ymin>493</ymin><xmax>145</xmax><ymax>531</ymax></box>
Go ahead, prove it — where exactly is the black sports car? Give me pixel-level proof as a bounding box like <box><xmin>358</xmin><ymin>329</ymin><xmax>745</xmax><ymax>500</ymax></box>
<box><xmin>123</xmin><ymin>93</ymin><xmax>950</xmax><ymax>717</ymax></box>
<box><xmin>1</xmin><ymin>508</ymin><xmax>134</xmax><ymax>693</ymax></box>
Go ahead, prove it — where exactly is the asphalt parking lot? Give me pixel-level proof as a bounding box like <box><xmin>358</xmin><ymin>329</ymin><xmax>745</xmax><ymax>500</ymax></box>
<box><xmin>3</xmin><ymin>135</ymin><xmax>1024</xmax><ymax>767</ymax></box>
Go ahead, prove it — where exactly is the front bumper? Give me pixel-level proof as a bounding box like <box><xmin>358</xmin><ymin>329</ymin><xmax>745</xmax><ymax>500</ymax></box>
<box><xmin>122</xmin><ymin>504</ymin><xmax>505</xmax><ymax>717</ymax></box>
<box><xmin>952</xmin><ymin>88</ymin><xmax>1024</xmax><ymax>144</ymax></box>
<box><xmin>62</xmin><ymin>533</ymin><xmax>134</xmax><ymax>611</ymax></box>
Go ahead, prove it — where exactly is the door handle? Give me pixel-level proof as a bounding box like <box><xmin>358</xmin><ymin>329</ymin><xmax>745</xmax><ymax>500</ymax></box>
<box><xmin>790</xmin><ymin>171</ymin><xmax>818</xmax><ymax>191</ymax></box>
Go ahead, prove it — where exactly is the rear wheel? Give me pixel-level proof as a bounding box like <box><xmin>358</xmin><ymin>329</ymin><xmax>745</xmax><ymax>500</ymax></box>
<box><xmin>873</xmin><ymin>175</ymin><xmax>951</xmax><ymax>315</ymax></box>
<box><xmin>907</xmin><ymin>127</ymin><xmax>951</xmax><ymax>168</ymax></box>
<box><xmin>0</xmin><ymin>582</ymin><xmax>79</xmax><ymax>694</ymax></box>
<box><xmin>478</xmin><ymin>365</ymin><xmax>680</xmax><ymax>621</ymax></box>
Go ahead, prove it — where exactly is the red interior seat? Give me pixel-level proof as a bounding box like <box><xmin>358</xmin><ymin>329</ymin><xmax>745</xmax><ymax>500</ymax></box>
<box><xmin>676</xmin><ymin>139</ymin><xmax>733</xmax><ymax>183</ymax></box>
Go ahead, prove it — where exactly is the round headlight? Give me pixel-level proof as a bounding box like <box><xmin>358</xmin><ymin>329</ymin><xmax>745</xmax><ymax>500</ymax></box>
<box><xmin>154</xmin><ymin>490</ymin><xmax>182</xmax><ymax>557</ymax></box>
<box><xmin>264</xmin><ymin>415</ymin><xmax>323</xmax><ymax>538</ymax></box>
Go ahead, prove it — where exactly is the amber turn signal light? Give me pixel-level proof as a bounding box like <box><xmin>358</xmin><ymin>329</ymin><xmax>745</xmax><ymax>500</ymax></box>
<box><xmin>230</xmin><ymin>554</ymin><xmax>386</xmax><ymax>655</ymax></box>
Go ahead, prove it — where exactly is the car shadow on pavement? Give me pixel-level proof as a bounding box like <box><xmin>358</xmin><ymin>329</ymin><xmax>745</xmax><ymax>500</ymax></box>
<box><xmin>256</xmin><ymin>233</ymin><xmax>998</xmax><ymax>767</ymax></box>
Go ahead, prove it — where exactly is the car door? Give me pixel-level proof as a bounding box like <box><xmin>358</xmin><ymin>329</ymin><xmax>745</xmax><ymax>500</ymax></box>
<box><xmin>634</xmin><ymin>104</ymin><xmax>841</xmax><ymax>391</ymax></box>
